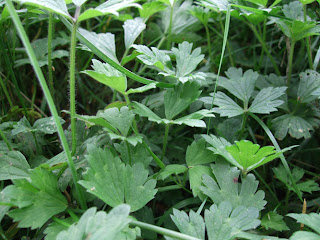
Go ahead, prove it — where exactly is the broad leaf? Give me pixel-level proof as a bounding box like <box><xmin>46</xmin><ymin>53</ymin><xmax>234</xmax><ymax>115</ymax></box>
<box><xmin>170</xmin><ymin>209</ymin><xmax>205</xmax><ymax>239</ymax></box>
<box><xmin>272</xmin><ymin>114</ymin><xmax>314</xmax><ymax>140</ymax></box>
<box><xmin>288</xmin><ymin>212</ymin><xmax>320</xmax><ymax>235</ymax></box>
<box><xmin>186</xmin><ymin>139</ymin><xmax>215</xmax><ymax>167</ymax></box>
<box><xmin>123</xmin><ymin>17</ymin><xmax>146</xmax><ymax>50</ymax></box>
<box><xmin>78</xmin><ymin>0</ymin><xmax>141</xmax><ymax>22</ymax></box>
<box><xmin>289</xmin><ymin>231</ymin><xmax>320</xmax><ymax>240</ymax></box>
<box><xmin>17</xmin><ymin>0</ymin><xmax>71</xmax><ymax>18</ymax></box>
<box><xmin>189</xmin><ymin>165</ymin><xmax>213</xmax><ymax>198</ymax></box>
<box><xmin>210</xmin><ymin>92</ymin><xmax>244</xmax><ymax>118</ymax></box>
<box><xmin>0</xmin><ymin>151</ymin><xmax>30</xmax><ymax>181</ymax></box>
<box><xmin>139</xmin><ymin>2</ymin><xmax>167</xmax><ymax>19</ymax></box>
<box><xmin>79</xmin><ymin>146</ymin><xmax>157</xmax><ymax>212</ymax></box>
<box><xmin>82</xmin><ymin>59</ymin><xmax>127</xmax><ymax>93</ymax></box>
<box><xmin>56</xmin><ymin>205</ymin><xmax>133</xmax><ymax>240</ymax></box>
<box><xmin>248</xmin><ymin>87</ymin><xmax>287</xmax><ymax>114</ymax></box>
<box><xmin>97</xmin><ymin>106</ymin><xmax>134</xmax><ymax>136</ymax></box>
<box><xmin>164</xmin><ymin>81</ymin><xmax>201</xmax><ymax>120</ymax></box>
<box><xmin>78</xmin><ymin>29</ymin><xmax>118</xmax><ymax>63</ymax></box>
<box><xmin>3</xmin><ymin>168</ymin><xmax>68</xmax><ymax>229</ymax></box>
<box><xmin>225</xmin><ymin>140</ymin><xmax>295</xmax><ymax>174</ymax></box>
<box><xmin>200</xmin><ymin>159</ymin><xmax>266</xmax><ymax>211</ymax></box>
<box><xmin>297</xmin><ymin>70</ymin><xmax>320</xmax><ymax>103</ymax></box>
<box><xmin>205</xmin><ymin>201</ymin><xmax>260</xmax><ymax>240</ymax></box>
<box><xmin>220</xmin><ymin>68</ymin><xmax>259</xmax><ymax>105</ymax></box>
<box><xmin>171</xmin><ymin>41</ymin><xmax>204</xmax><ymax>83</ymax></box>
<box><xmin>261</xmin><ymin>212</ymin><xmax>289</xmax><ymax>231</ymax></box>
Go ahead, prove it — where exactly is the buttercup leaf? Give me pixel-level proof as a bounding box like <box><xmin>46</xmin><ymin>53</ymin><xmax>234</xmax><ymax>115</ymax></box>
<box><xmin>123</xmin><ymin>17</ymin><xmax>146</xmax><ymax>50</ymax></box>
<box><xmin>0</xmin><ymin>151</ymin><xmax>30</xmax><ymax>181</ymax></box>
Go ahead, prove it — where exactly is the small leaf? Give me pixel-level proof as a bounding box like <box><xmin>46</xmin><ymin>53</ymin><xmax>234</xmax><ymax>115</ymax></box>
<box><xmin>170</xmin><ymin>209</ymin><xmax>205</xmax><ymax>239</ymax></box>
<box><xmin>79</xmin><ymin>146</ymin><xmax>157</xmax><ymax>212</ymax></box>
<box><xmin>123</xmin><ymin>17</ymin><xmax>146</xmax><ymax>50</ymax></box>
<box><xmin>108</xmin><ymin>133</ymin><xmax>143</xmax><ymax>146</ymax></box>
<box><xmin>56</xmin><ymin>205</ymin><xmax>132</xmax><ymax>240</ymax></box>
<box><xmin>158</xmin><ymin>164</ymin><xmax>188</xmax><ymax>180</ymax></box>
<box><xmin>78</xmin><ymin>0</ymin><xmax>141</xmax><ymax>22</ymax></box>
<box><xmin>205</xmin><ymin>201</ymin><xmax>260</xmax><ymax>240</ymax></box>
<box><xmin>210</xmin><ymin>92</ymin><xmax>244</xmax><ymax>118</ymax></box>
<box><xmin>189</xmin><ymin>165</ymin><xmax>213</xmax><ymax>198</ymax></box>
<box><xmin>261</xmin><ymin>212</ymin><xmax>289</xmax><ymax>231</ymax></box>
<box><xmin>33</xmin><ymin>116</ymin><xmax>65</xmax><ymax>134</ymax></box>
<box><xmin>186</xmin><ymin>139</ymin><xmax>215</xmax><ymax>167</ymax></box>
<box><xmin>297</xmin><ymin>70</ymin><xmax>320</xmax><ymax>103</ymax></box>
<box><xmin>82</xmin><ymin>59</ymin><xmax>127</xmax><ymax>93</ymax></box>
<box><xmin>17</xmin><ymin>0</ymin><xmax>71</xmax><ymax>19</ymax></box>
<box><xmin>0</xmin><ymin>151</ymin><xmax>30</xmax><ymax>181</ymax></box>
<box><xmin>200</xmin><ymin>159</ymin><xmax>266</xmax><ymax>211</ymax></box>
<box><xmin>288</xmin><ymin>212</ymin><xmax>320</xmax><ymax>235</ymax></box>
<box><xmin>72</xmin><ymin>0</ymin><xmax>88</xmax><ymax>7</ymax></box>
<box><xmin>139</xmin><ymin>2</ymin><xmax>166</xmax><ymax>19</ymax></box>
<box><xmin>248</xmin><ymin>87</ymin><xmax>287</xmax><ymax>114</ymax></box>
<box><xmin>126</xmin><ymin>83</ymin><xmax>156</xmax><ymax>95</ymax></box>
<box><xmin>171</xmin><ymin>109</ymin><xmax>214</xmax><ymax>128</ymax></box>
<box><xmin>172</xmin><ymin>41</ymin><xmax>204</xmax><ymax>83</ymax></box>
<box><xmin>131</xmin><ymin>101</ymin><xmax>163</xmax><ymax>124</ymax></box>
<box><xmin>78</xmin><ymin>29</ymin><xmax>118</xmax><ymax>63</ymax></box>
<box><xmin>272</xmin><ymin>114</ymin><xmax>314</xmax><ymax>140</ymax></box>
<box><xmin>3</xmin><ymin>168</ymin><xmax>68</xmax><ymax>229</ymax></box>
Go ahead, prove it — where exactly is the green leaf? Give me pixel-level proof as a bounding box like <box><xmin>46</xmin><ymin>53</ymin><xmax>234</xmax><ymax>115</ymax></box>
<box><xmin>189</xmin><ymin>6</ymin><xmax>211</xmax><ymax>26</ymax></box>
<box><xmin>76</xmin><ymin>114</ymin><xmax>118</xmax><ymax>133</ymax></box>
<box><xmin>72</xmin><ymin>0</ymin><xmax>87</xmax><ymax>7</ymax></box>
<box><xmin>261</xmin><ymin>212</ymin><xmax>289</xmax><ymax>231</ymax></box>
<box><xmin>0</xmin><ymin>192</ymin><xmax>10</xmax><ymax>223</ymax></box>
<box><xmin>44</xmin><ymin>218</ymin><xmax>74</xmax><ymax>240</ymax></box>
<box><xmin>273</xmin><ymin>165</ymin><xmax>320</xmax><ymax>193</ymax></box>
<box><xmin>139</xmin><ymin>1</ymin><xmax>166</xmax><ymax>19</ymax></box>
<box><xmin>78</xmin><ymin>28</ymin><xmax>118</xmax><ymax>63</ymax></box>
<box><xmin>131</xmin><ymin>101</ymin><xmax>163</xmax><ymax>123</ymax></box>
<box><xmin>56</xmin><ymin>205</ymin><xmax>132</xmax><ymax>240</ymax></box>
<box><xmin>3</xmin><ymin>168</ymin><xmax>68</xmax><ymax>229</ymax></box>
<box><xmin>299</xmin><ymin>0</ymin><xmax>316</xmax><ymax>4</ymax></box>
<box><xmin>132</xmin><ymin>44</ymin><xmax>173</xmax><ymax>72</ymax></box>
<box><xmin>288</xmin><ymin>212</ymin><xmax>320</xmax><ymax>235</ymax></box>
<box><xmin>189</xmin><ymin>165</ymin><xmax>213</xmax><ymax>198</ymax></box>
<box><xmin>200</xmin><ymin>159</ymin><xmax>266</xmax><ymax>211</ymax></box>
<box><xmin>170</xmin><ymin>209</ymin><xmax>205</xmax><ymax>239</ymax></box>
<box><xmin>205</xmin><ymin>201</ymin><xmax>260</xmax><ymax>240</ymax></box>
<box><xmin>97</xmin><ymin>106</ymin><xmax>135</xmax><ymax>136</ymax></box>
<box><xmin>17</xmin><ymin>0</ymin><xmax>71</xmax><ymax>18</ymax></box>
<box><xmin>186</xmin><ymin>139</ymin><xmax>215</xmax><ymax>167</ymax></box>
<box><xmin>108</xmin><ymin>133</ymin><xmax>143</xmax><ymax>146</ymax></box>
<box><xmin>289</xmin><ymin>231</ymin><xmax>320</xmax><ymax>240</ymax></box>
<box><xmin>202</xmin><ymin>134</ymin><xmax>241</xmax><ymax>169</ymax></box>
<box><xmin>272</xmin><ymin>114</ymin><xmax>314</xmax><ymax>140</ymax></box>
<box><xmin>172</xmin><ymin>42</ymin><xmax>204</xmax><ymax>83</ymax></box>
<box><xmin>225</xmin><ymin>140</ymin><xmax>294</xmax><ymax>174</ymax></box>
<box><xmin>78</xmin><ymin>0</ymin><xmax>141</xmax><ymax>22</ymax></box>
<box><xmin>217</xmin><ymin>118</ymin><xmax>242</xmax><ymax>143</ymax></box>
<box><xmin>248</xmin><ymin>87</ymin><xmax>287</xmax><ymax>114</ymax></box>
<box><xmin>198</xmin><ymin>0</ymin><xmax>229</xmax><ymax>12</ymax></box>
<box><xmin>79</xmin><ymin>146</ymin><xmax>157</xmax><ymax>212</ymax></box>
<box><xmin>297</xmin><ymin>70</ymin><xmax>320</xmax><ymax>103</ymax></box>
<box><xmin>0</xmin><ymin>151</ymin><xmax>30</xmax><ymax>181</ymax></box>
<box><xmin>164</xmin><ymin>81</ymin><xmax>201</xmax><ymax>120</ymax></box>
<box><xmin>82</xmin><ymin>59</ymin><xmax>127</xmax><ymax>93</ymax></box>
<box><xmin>126</xmin><ymin>83</ymin><xmax>156</xmax><ymax>95</ymax></box>
<box><xmin>283</xmin><ymin>1</ymin><xmax>304</xmax><ymax>20</ymax></box>
<box><xmin>210</xmin><ymin>92</ymin><xmax>244</xmax><ymax>118</ymax></box>
<box><xmin>158</xmin><ymin>164</ymin><xmax>188</xmax><ymax>180</ymax></box>
<box><xmin>123</xmin><ymin>17</ymin><xmax>146</xmax><ymax>50</ymax></box>
<box><xmin>220</xmin><ymin>67</ymin><xmax>259</xmax><ymax>104</ymax></box>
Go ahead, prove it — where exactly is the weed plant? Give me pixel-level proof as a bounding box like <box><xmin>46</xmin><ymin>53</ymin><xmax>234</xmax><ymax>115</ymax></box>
<box><xmin>0</xmin><ymin>0</ymin><xmax>320</xmax><ymax>239</ymax></box>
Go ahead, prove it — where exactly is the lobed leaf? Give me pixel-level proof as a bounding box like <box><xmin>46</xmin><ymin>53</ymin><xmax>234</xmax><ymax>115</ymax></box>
<box><xmin>123</xmin><ymin>17</ymin><xmax>146</xmax><ymax>50</ymax></box>
<box><xmin>297</xmin><ymin>70</ymin><xmax>320</xmax><ymax>103</ymax></box>
<box><xmin>0</xmin><ymin>151</ymin><xmax>30</xmax><ymax>181</ymax></box>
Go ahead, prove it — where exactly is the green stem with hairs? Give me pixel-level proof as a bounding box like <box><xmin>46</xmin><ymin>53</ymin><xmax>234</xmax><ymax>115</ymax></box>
<box><xmin>70</xmin><ymin>18</ymin><xmax>79</xmax><ymax>156</ymax></box>
<box><xmin>5</xmin><ymin>0</ymin><xmax>87</xmax><ymax>209</ymax></box>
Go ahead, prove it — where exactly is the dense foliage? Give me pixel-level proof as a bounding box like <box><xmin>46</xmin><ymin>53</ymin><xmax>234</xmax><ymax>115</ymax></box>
<box><xmin>0</xmin><ymin>0</ymin><xmax>320</xmax><ymax>239</ymax></box>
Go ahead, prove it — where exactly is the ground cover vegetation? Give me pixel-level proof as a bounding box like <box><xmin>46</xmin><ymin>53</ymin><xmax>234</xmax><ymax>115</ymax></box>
<box><xmin>0</xmin><ymin>0</ymin><xmax>320</xmax><ymax>239</ymax></box>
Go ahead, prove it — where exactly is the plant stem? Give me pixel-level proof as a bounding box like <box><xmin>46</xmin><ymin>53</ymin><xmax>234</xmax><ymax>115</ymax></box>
<box><xmin>126</xmin><ymin>141</ymin><xmax>132</xmax><ymax>165</ymax></box>
<box><xmin>0</xmin><ymin>75</ymin><xmax>13</xmax><ymax>108</ymax></box>
<box><xmin>204</xmin><ymin>24</ymin><xmax>212</xmax><ymax>65</ymax></box>
<box><xmin>130</xmin><ymin>221</ymin><xmax>201</xmax><ymax>240</ymax></box>
<box><xmin>218</xmin><ymin>13</ymin><xmax>235</xmax><ymax>67</ymax></box>
<box><xmin>249</xmin><ymin>112</ymin><xmax>302</xmax><ymax>201</ymax></box>
<box><xmin>166</xmin><ymin>3</ymin><xmax>174</xmax><ymax>50</ymax></box>
<box><xmin>70</xmin><ymin>20</ymin><xmax>78</xmax><ymax>156</ymax></box>
<box><xmin>287</xmin><ymin>39</ymin><xmax>295</xmax><ymax>87</ymax></box>
<box><xmin>47</xmin><ymin>12</ymin><xmax>55</xmax><ymax>101</ymax></box>
<box><xmin>303</xmin><ymin>4</ymin><xmax>313</xmax><ymax>69</ymax></box>
<box><xmin>0</xmin><ymin>128</ymin><xmax>12</xmax><ymax>151</ymax></box>
<box><xmin>249</xmin><ymin>23</ymin><xmax>281</xmax><ymax>76</ymax></box>
<box><xmin>161</xmin><ymin>124</ymin><xmax>170</xmax><ymax>161</ymax></box>
<box><xmin>239</xmin><ymin>112</ymin><xmax>247</xmax><ymax>139</ymax></box>
<box><xmin>5</xmin><ymin>0</ymin><xmax>87</xmax><ymax>209</ymax></box>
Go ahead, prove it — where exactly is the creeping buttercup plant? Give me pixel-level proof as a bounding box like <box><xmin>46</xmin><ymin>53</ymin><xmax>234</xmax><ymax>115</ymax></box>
<box><xmin>0</xmin><ymin>0</ymin><xmax>319</xmax><ymax>239</ymax></box>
